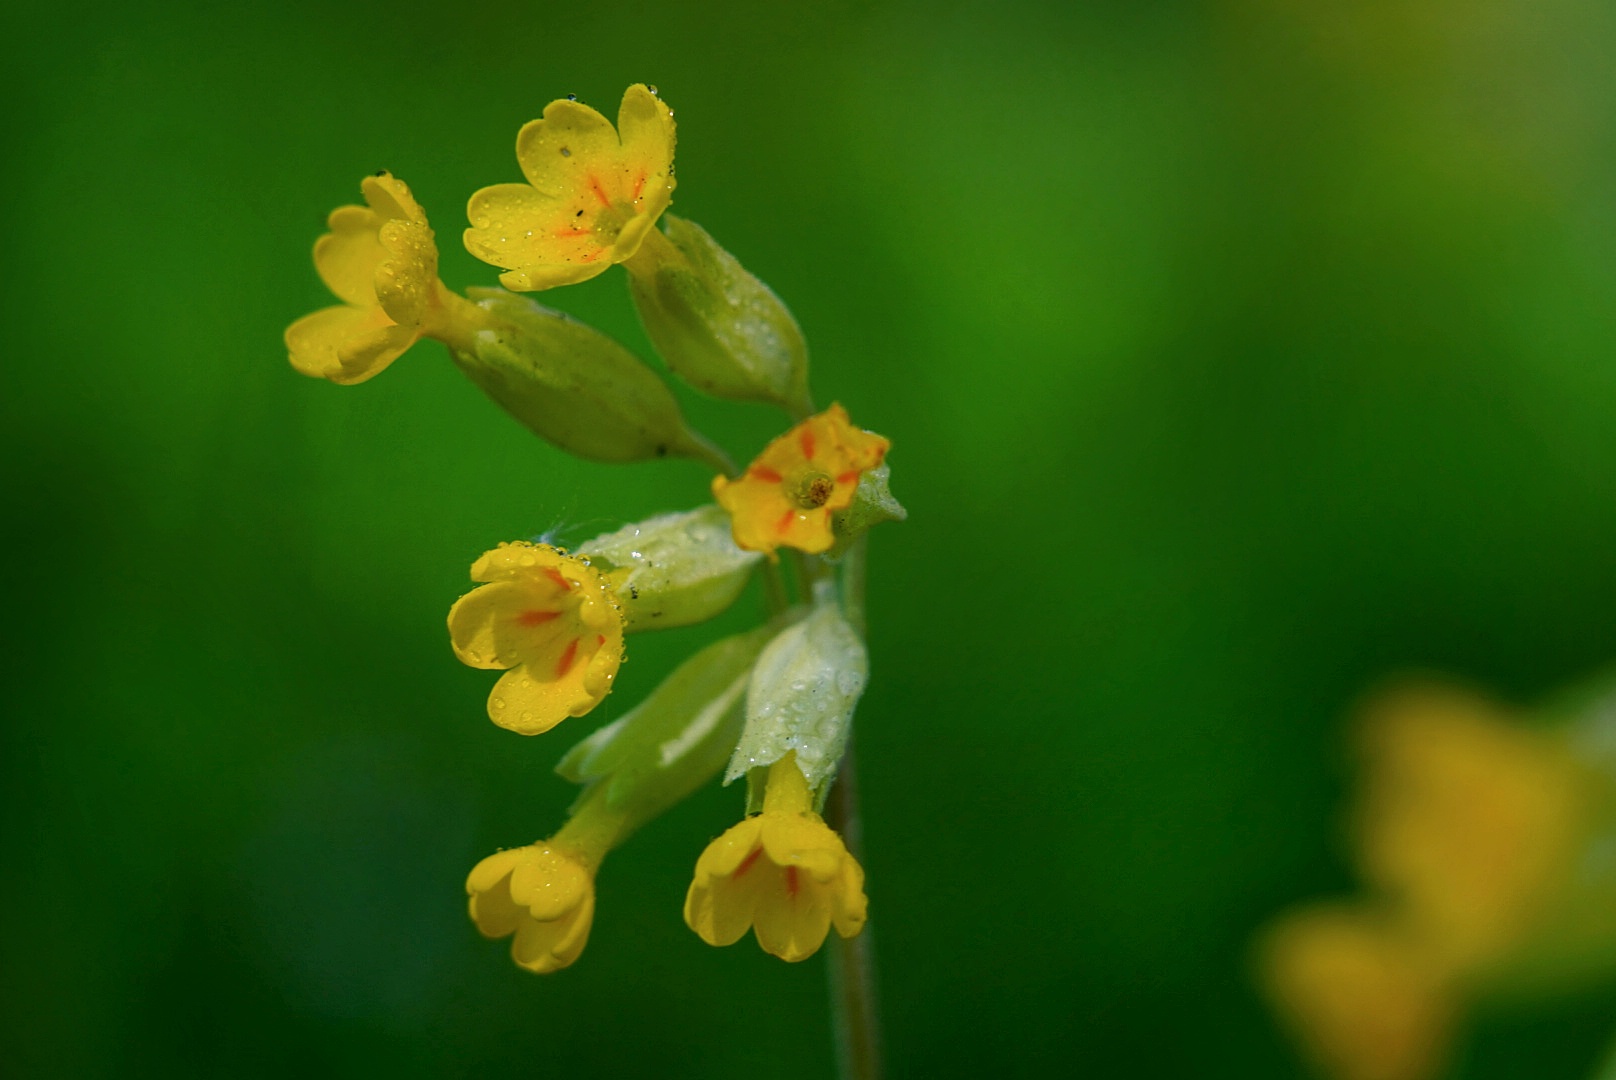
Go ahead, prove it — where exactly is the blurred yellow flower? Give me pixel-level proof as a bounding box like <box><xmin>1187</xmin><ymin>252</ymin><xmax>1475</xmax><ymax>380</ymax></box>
<box><xmin>286</xmin><ymin>173</ymin><xmax>464</xmax><ymax>385</ymax></box>
<box><xmin>448</xmin><ymin>542</ymin><xmax>625</xmax><ymax>735</ymax></box>
<box><xmin>684</xmin><ymin>754</ymin><xmax>867</xmax><ymax>962</ymax></box>
<box><xmin>1352</xmin><ymin>684</ymin><xmax>1589</xmax><ymax>971</ymax></box>
<box><xmin>1257</xmin><ymin>681</ymin><xmax>1611</xmax><ymax>1080</ymax></box>
<box><xmin>466</xmin><ymin>843</ymin><xmax>597</xmax><ymax>974</ymax></box>
<box><xmin>464</xmin><ymin>85</ymin><xmax>676</xmax><ymax>291</ymax></box>
<box><xmin>712</xmin><ymin>404</ymin><xmax>890</xmax><ymax>556</ymax></box>
<box><xmin>1260</xmin><ymin>905</ymin><xmax>1455</xmax><ymax>1080</ymax></box>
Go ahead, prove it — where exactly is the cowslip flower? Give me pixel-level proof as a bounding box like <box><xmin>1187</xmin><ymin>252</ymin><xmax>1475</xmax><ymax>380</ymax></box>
<box><xmin>684</xmin><ymin>753</ymin><xmax>867</xmax><ymax>962</ymax></box>
<box><xmin>286</xmin><ymin>173</ymin><xmax>472</xmax><ymax>384</ymax></box>
<box><xmin>712</xmin><ymin>404</ymin><xmax>889</xmax><ymax>556</ymax></box>
<box><xmin>1257</xmin><ymin>682</ymin><xmax>1615</xmax><ymax>1080</ymax></box>
<box><xmin>1260</xmin><ymin>905</ymin><xmax>1455</xmax><ymax>1080</ymax></box>
<box><xmin>466</xmin><ymin>842</ymin><xmax>599</xmax><ymax>974</ymax></box>
<box><xmin>448</xmin><ymin>542</ymin><xmax>625</xmax><ymax>735</ymax></box>
<box><xmin>464</xmin><ymin>84</ymin><xmax>676</xmax><ymax>291</ymax></box>
<box><xmin>1352</xmin><ymin>684</ymin><xmax>1589</xmax><ymax>972</ymax></box>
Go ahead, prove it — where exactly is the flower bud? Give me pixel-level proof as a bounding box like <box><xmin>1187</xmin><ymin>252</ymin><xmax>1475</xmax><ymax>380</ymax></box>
<box><xmin>627</xmin><ymin>215</ymin><xmax>810</xmax><ymax>414</ymax></box>
<box><xmin>556</xmin><ymin>622</ymin><xmax>783</xmax><ymax>838</ymax></box>
<box><xmin>579</xmin><ymin>505</ymin><xmax>763</xmax><ymax>631</ymax></box>
<box><xmin>451</xmin><ymin>288</ymin><xmax>726</xmax><ymax>468</ymax></box>
<box><xmin>726</xmin><ymin>603</ymin><xmax>867</xmax><ymax>795</ymax></box>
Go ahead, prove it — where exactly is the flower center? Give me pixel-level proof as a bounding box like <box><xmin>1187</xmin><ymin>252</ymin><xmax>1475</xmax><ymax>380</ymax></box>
<box><xmin>591</xmin><ymin>201</ymin><xmax>636</xmax><ymax>245</ymax></box>
<box><xmin>789</xmin><ymin>471</ymin><xmax>835</xmax><ymax>510</ymax></box>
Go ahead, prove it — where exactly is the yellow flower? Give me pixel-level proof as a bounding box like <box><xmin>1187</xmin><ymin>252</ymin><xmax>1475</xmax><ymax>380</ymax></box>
<box><xmin>712</xmin><ymin>404</ymin><xmax>890</xmax><ymax>555</ymax></box>
<box><xmin>684</xmin><ymin>754</ymin><xmax>867</xmax><ymax>962</ymax></box>
<box><xmin>466</xmin><ymin>843</ymin><xmax>597</xmax><ymax>974</ymax></box>
<box><xmin>464</xmin><ymin>85</ymin><xmax>676</xmax><ymax>291</ymax></box>
<box><xmin>447</xmin><ymin>542</ymin><xmax>625</xmax><ymax>735</ymax></box>
<box><xmin>286</xmin><ymin>173</ymin><xmax>465</xmax><ymax>385</ymax></box>
<box><xmin>1259</xmin><ymin>905</ymin><xmax>1456</xmax><ymax>1080</ymax></box>
<box><xmin>1353</xmin><ymin>684</ymin><xmax>1589</xmax><ymax>971</ymax></box>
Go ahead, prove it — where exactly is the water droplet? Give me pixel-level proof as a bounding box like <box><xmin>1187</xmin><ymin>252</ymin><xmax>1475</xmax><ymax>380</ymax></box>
<box><xmin>566</xmin><ymin>93</ymin><xmax>578</xmax><ymax>101</ymax></box>
<box><xmin>648</xmin><ymin>85</ymin><xmax>659</xmax><ymax>95</ymax></box>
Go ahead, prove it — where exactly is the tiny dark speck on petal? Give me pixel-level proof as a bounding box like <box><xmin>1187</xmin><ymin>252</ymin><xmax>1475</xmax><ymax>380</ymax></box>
<box><xmin>560</xmin><ymin>147</ymin><xmax>572</xmax><ymax>157</ymax></box>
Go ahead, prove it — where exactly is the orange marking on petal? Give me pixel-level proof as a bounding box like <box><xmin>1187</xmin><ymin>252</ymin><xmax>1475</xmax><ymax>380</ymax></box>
<box><xmin>835</xmin><ymin>471</ymin><xmax>860</xmax><ymax>485</ymax></box>
<box><xmin>517</xmin><ymin>610</ymin><xmax>560</xmax><ymax>627</ymax></box>
<box><xmin>632</xmin><ymin>171</ymin><xmax>646</xmax><ymax>200</ymax></box>
<box><xmin>733</xmin><ymin>846</ymin><xmax>764</xmax><ymax>879</ymax></box>
<box><xmin>555</xmin><ymin>638</ymin><xmax>580</xmax><ymax>679</ymax></box>
<box><xmin>799</xmin><ymin>429</ymin><xmax>816</xmax><ymax>459</ymax></box>
<box><xmin>556</xmin><ymin>227</ymin><xmax>591</xmax><ymax>238</ymax></box>
<box><xmin>589</xmin><ymin>175</ymin><xmax>611</xmax><ymax>207</ymax></box>
<box><xmin>751</xmin><ymin>466</ymin><xmax>784</xmax><ymax>483</ymax></box>
<box><xmin>544</xmin><ymin>568</ymin><xmax>573</xmax><ymax>591</ymax></box>
<box><xmin>783</xmin><ymin>865</ymin><xmax>800</xmax><ymax>899</ymax></box>
<box><xmin>579</xmin><ymin>248</ymin><xmax>606</xmax><ymax>262</ymax></box>
<box><xmin>776</xmin><ymin>509</ymin><xmax>798</xmax><ymax>535</ymax></box>
<box><xmin>596</xmin><ymin>633</ymin><xmax>605</xmax><ymax>646</ymax></box>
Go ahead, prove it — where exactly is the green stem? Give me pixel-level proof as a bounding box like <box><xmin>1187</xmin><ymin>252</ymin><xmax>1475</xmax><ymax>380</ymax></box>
<box><xmin>825</xmin><ymin>531</ymin><xmax>880</xmax><ymax>1080</ymax></box>
<box><xmin>825</xmin><ymin>740</ymin><xmax>882</xmax><ymax>1080</ymax></box>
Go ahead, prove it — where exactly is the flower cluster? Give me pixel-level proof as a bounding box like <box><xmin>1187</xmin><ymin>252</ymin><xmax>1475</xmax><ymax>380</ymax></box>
<box><xmin>287</xmin><ymin>86</ymin><xmax>904</xmax><ymax>971</ymax></box>
<box><xmin>1256</xmin><ymin>679</ymin><xmax>1616</xmax><ymax>1080</ymax></box>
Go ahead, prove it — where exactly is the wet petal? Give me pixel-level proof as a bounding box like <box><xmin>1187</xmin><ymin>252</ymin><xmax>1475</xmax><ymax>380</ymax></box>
<box><xmin>751</xmin><ymin>869</ymin><xmax>834</xmax><ymax>963</ymax></box>
<box><xmin>313</xmin><ymin>205</ymin><xmax>385</xmax><ymax>305</ymax></box>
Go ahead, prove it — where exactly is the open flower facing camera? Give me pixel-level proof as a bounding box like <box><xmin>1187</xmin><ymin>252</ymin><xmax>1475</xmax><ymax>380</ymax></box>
<box><xmin>286</xmin><ymin>84</ymin><xmax>903</xmax><ymax>1007</ymax></box>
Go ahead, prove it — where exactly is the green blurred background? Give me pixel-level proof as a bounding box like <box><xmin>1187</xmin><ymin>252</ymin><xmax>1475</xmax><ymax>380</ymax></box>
<box><xmin>6</xmin><ymin>0</ymin><xmax>1616</xmax><ymax>1075</ymax></box>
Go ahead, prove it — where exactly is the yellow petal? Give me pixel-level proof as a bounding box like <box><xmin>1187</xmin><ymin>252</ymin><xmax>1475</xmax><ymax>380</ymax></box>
<box><xmin>685</xmin><ymin>858</ymin><xmax>766</xmax><ymax>947</ymax></box>
<box><xmin>759</xmin><ymin>815</ymin><xmax>845</xmax><ymax>883</ymax></box>
<box><xmin>375</xmin><ymin>218</ymin><xmax>438</xmax><ymax>328</ymax></box>
<box><xmin>830</xmin><ymin>856</ymin><xmax>868</xmax><ymax>938</ymax></box>
<box><xmin>514</xmin><ymin>98</ymin><xmax>623</xmax><ymax>195</ymax></box>
<box><xmin>314</xmin><ymin>205</ymin><xmax>385</xmax><ymax>306</ymax></box>
<box><xmin>447</xmin><ymin>580</ymin><xmax>564</xmax><ymax>671</ymax></box>
<box><xmin>508</xmin><ymin>847</ymin><xmax>591</xmax><ymax>922</ymax></box>
<box><xmin>465</xmin><ymin>848</ymin><xmax>527</xmax><ymax>938</ymax></box>
<box><xmin>464</xmin><ymin>183</ymin><xmax>610</xmax><ymax>284</ymax></box>
<box><xmin>285</xmin><ymin>305</ymin><xmax>415</xmax><ymax>385</ymax></box>
<box><xmin>487</xmin><ymin>663</ymin><xmax>595</xmax><ymax>734</ymax></box>
<box><xmin>467</xmin><ymin>880</ymin><xmax>525</xmax><ymax>939</ymax></box>
<box><xmin>361</xmin><ymin>172</ymin><xmax>426</xmax><ymax>224</ymax></box>
<box><xmin>509</xmin><ymin>895</ymin><xmax>593</xmax><ymax>974</ymax></box>
<box><xmin>751</xmin><ymin>866</ymin><xmax>835</xmax><ymax>963</ymax></box>
<box><xmin>693</xmin><ymin>818</ymin><xmax>765</xmax><ymax>879</ymax></box>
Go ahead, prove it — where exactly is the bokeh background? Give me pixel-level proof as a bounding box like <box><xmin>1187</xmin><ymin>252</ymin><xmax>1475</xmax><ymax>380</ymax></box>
<box><xmin>6</xmin><ymin>0</ymin><xmax>1616</xmax><ymax>1075</ymax></box>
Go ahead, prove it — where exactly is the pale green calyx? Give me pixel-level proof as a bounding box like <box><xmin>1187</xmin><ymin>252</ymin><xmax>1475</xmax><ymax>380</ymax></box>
<box><xmin>627</xmin><ymin>214</ymin><xmax>810</xmax><ymax>415</ymax></box>
<box><xmin>725</xmin><ymin>603</ymin><xmax>868</xmax><ymax>794</ymax></box>
<box><xmin>450</xmin><ymin>288</ymin><xmax>726</xmax><ymax>468</ymax></box>
<box><xmin>578</xmin><ymin>505</ymin><xmax>763</xmax><ymax>631</ymax></box>
<box><xmin>555</xmin><ymin>621</ymin><xmax>784</xmax><ymax>839</ymax></box>
<box><xmin>827</xmin><ymin>462</ymin><xmax>907</xmax><ymax>559</ymax></box>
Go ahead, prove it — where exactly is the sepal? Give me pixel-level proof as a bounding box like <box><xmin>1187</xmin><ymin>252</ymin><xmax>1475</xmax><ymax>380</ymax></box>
<box><xmin>579</xmin><ymin>505</ymin><xmax>763</xmax><ymax>631</ymax></box>
<box><xmin>628</xmin><ymin>215</ymin><xmax>810</xmax><ymax>414</ymax></box>
<box><xmin>556</xmin><ymin>620</ymin><xmax>787</xmax><ymax>838</ymax></box>
<box><xmin>725</xmin><ymin>603</ymin><xmax>867</xmax><ymax>796</ymax></box>
<box><xmin>451</xmin><ymin>288</ymin><xmax>724</xmax><ymax>466</ymax></box>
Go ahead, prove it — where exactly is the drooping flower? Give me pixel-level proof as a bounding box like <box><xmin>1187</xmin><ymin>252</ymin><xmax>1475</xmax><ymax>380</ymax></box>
<box><xmin>712</xmin><ymin>404</ymin><xmax>890</xmax><ymax>556</ymax></box>
<box><xmin>286</xmin><ymin>172</ymin><xmax>468</xmax><ymax>385</ymax></box>
<box><xmin>447</xmin><ymin>542</ymin><xmax>625</xmax><ymax>735</ymax></box>
<box><xmin>464</xmin><ymin>84</ymin><xmax>676</xmax><ymax>291</ymax></box>
<box><xmin>684</xmin><ymin>753</ymin><xmax>867</xmax><ymax>962</ymax></box>
<box><xmin>466</xmin><ymin>843</ymin><xmax>598</xmax><ymax>974</ymax></box>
